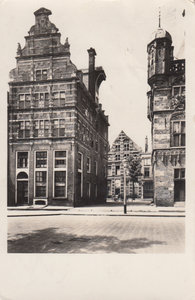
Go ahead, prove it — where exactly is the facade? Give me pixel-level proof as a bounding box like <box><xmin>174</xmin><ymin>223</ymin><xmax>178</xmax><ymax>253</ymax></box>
<box><xmin>107</xmin><ymin>131</ymin><xmax>142</xmax><ymax>199</ymax></box>
<box><xmin>140</xmin><ymin>138</ymin><xmax>153</xmax><ymax>199</ymax></box>
<box><xmin>8</xmin><ymin>8</ymin><xmax>109</xmax><ymax>207</ymax></box>
<box><xmin>147</xmin><ymin>24</ymin><xmax>185</xmax><ymax>206</ymax></box>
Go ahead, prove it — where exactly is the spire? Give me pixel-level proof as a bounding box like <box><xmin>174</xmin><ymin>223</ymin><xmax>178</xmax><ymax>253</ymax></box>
<box><xmin>158</xmin><ymin>7</ymin><xmax>161</xmax><ymax>28</ymax></box>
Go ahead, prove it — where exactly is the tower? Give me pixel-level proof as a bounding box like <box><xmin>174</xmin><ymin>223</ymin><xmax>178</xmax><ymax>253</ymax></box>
<box><xmin>147</xmin><ymin>11</ymin><xmax>174</xmax><ymax>83</ymax></box>
<box><xmin>147</xmin><ymin>15</ymin><xmax>185</xmax><ymax>206</ymax></box>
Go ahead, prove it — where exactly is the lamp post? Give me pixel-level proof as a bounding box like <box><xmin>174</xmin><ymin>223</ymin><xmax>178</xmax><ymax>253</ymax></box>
<box><xmin>123</xmin><ymin>159</ymin><xmax>128</xmax><ymax>214</ymax></box>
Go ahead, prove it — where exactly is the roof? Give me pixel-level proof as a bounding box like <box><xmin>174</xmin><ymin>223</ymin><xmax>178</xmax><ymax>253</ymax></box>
<box><xmin>151</xmin><ymin>27</ymin><xmax>172</xmax><ymax>43</ymax></box>
<box><xmin>34</xmin><ymin>7</ymin><xmax>52</xmax><ymax>16</ymax></box>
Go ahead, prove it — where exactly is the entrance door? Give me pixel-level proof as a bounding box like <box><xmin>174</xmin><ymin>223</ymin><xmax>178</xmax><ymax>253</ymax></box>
<box><xmin>17</xmin><ymin>181</ymin><xmax>28</xmax><ymax>205</ymax></box>
<box><xmin>174</xmin><ymin>180</ymin><xmax>185</xmax><ymax>202</ymax></box>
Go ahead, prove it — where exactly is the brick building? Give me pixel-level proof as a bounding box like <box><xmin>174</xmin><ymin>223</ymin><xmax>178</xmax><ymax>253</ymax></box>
<box><xmin>8</xmin><ymin>7</ymin><xmax>109</xmax><ymax>207</ymax></box>
<box><xmin>107</xmin><ymin>131</ymin><xmax>142</xmax><ymax>199</ymax></box>
<box><xmin>147</xmin><ymin>24</ymin><xmax>185</xmax><ymax>206</ymax></box>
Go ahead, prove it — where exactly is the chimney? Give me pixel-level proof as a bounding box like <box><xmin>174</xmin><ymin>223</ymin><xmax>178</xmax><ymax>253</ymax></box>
<box><xmin>145</xmin><ymin>136</ymin><xmax>148</xmax><ymax>153</ymax></box>
<box><xmin>87</xmin><ymin>47</ymin><xmax>96</xmax><ymax>99</ymax></box>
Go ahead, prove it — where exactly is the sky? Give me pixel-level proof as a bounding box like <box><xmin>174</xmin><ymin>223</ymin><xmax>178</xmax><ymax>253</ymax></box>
<box><xmin>0</xmin><ymin>0</ymin><xmax>188</xmax><ymax>152</ymax></box>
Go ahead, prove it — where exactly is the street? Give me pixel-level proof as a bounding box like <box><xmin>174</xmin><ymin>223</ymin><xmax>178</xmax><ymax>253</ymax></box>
<box><xmin>8</xmin><ymin>215</ymin><xmax>185</xmax><ymax>253</ymax></box>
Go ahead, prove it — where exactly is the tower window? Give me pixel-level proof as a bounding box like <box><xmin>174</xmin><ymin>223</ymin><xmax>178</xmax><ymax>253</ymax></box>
<box><xmin>172</xmin><ymin>86</ymin><xmax>185</xmax><ymax>97</ymax></box>
<box><xmin>171</xmin><ymin>121</ymin><xmax>185</xmax><ymax>147</ymax></box>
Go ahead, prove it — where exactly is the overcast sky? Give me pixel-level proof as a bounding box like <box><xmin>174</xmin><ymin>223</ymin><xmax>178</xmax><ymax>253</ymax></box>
<box><xmin>0</xmin><ymin>0</ymin><xmax>187</xmax><ymax>151</ymax></box>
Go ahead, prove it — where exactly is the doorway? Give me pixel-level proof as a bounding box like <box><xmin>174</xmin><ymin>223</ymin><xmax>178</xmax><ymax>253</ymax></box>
<box><xmin>17</xmin><ymin>172</ymin><xmax>28</xmax><ymax>205</ymax></box>
<box><xmin>174</xmin><ymin>180</ymin><xmax>185</xmax><ymax>202</ymax></box>
<box><xmin>174</xmin><ymin>168</ymin><xmax>185</xmax><ymax>202</ymax></box>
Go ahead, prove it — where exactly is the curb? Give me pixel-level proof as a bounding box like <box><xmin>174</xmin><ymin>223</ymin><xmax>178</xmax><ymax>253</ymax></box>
<box><xmin>7</xmin><ymin>212</ymin><xmax>185</xmax><ymax>218</ymax></box>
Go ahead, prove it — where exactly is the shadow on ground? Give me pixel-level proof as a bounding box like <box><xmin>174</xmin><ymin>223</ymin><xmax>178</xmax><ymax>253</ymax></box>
<box><xmin>8</xmin><ymin>227</ymin><xmax>165</xmax><ymax>254</ymax></box>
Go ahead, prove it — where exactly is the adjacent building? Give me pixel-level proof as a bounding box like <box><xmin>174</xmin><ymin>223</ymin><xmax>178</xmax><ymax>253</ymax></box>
<box><xmin>8</xmin><ymin>7</ymin><xmax>109</xmax><ymax>207</ymax></box>
<box><xmin>141</xmin><ymin>137</ymin><xmax>153</xmax><ymax>199</ymax></box>
<box><xmin>147</xmin><ymin>23</ymin><xmax>185</xmax><ymax>206</ymax></box>
<box><xmin>107</xmin><ymin>131</ymin><xmax>142</xmax><ymax>199</ymax></box>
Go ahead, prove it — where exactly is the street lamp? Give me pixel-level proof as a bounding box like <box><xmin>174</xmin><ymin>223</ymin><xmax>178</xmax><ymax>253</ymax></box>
<box><xmin>123</xmin><ymin>159</ymin><xmax>128</xmax><ymax>214</ymax></box>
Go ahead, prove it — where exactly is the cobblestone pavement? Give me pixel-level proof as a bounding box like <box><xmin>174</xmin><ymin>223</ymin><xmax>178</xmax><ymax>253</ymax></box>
<box><xmin>8</xmin><ymin>215</ymin><xmax>185</xmax><ymax>254</ymax></box>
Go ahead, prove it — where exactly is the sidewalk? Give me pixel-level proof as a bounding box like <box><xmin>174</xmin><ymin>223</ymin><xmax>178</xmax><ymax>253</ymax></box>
<box><xmin>7</xmin><ymin>200</ymin><xmax>185</xmax><ymax>217</ymax></box>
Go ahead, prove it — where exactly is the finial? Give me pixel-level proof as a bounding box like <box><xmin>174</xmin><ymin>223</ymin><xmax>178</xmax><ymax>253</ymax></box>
<box><xmin>17</xmin><ymin>43</ymin><xmax>22</xmax><ymax>56</ymax></box>
<box><xmin>64</xmin><ymin>37</ymin><xmax>70</xmax><ymax>48</ymax></box>
<box><xmin>158</xmin><ymin>7</ymin><xmax>161</xmax><ymax>28</ymax></box>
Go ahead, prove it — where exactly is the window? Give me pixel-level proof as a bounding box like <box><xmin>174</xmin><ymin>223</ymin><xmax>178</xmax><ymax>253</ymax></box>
<box><xmin>66</xmin><ymin>112</ymin><xmax>72</xmax><ymax>121</ymax></box>
<box><xmin>34</xmin><ymin>149</ymin><xmax>47</xmax><ymax>196</ymax></box>
<box><xmin>67</xmin><ymin>84</ymin><xmax>72</xmax><ymax>95</ymax></box>
<box><xmin>107</xmin><ymin>166</ymin><xmax>112</xmax><ymax>176</ymax></box>
<box><xmin>54</xmin><ymin>151</ymin><xmax>67</xmax><ymax>198</ymax></box>
<box><xmin>172</xmin><ymin>121</ymin><xmax>185</xmax><ymax>147</ymax></box>
<box><xmin>144</xmin><ymin>167</ymin><xmax>150</xmax><ymax>178</ymax></box>
<box><xmin>19</xmin><ymin>94</ymin><xmax>31</xmax><ymax>109</ymax></box>
<box><xmin>115</xmin><ymin>154</ymin><xmax>120</xmax><ymax>161</ymax></box>
<box><xmin>95</xmin><ymin>141</ymin><xmax>98</xmax><ymax>151</ymax></box>
<box><xmin>25</xmin><ymin>121</ymin><xmax>30</xmax><ymax>138</ymax></box>
<box><xmin>35</xmin><ymin>69</ymin><xmax>48</xmax><ymax>81</ymax></box>
<box><xmin>17</xmin><ymin>152</ymin><xmax>28</xmax><ymax>168</ymax></box>
<box><xmin>34</xmin><ymin>120</ymin><xmax>50</xmax><ymax>138</ymax></box>
<box><xmin>78</xmin><ymin>152</ymin><xmax>83</xmax><ymax>197</ymax></box>
<box><xmin>53</xmin><ymin>119</ymin><xmax>65</xmax><ymax>137</ymax></box>
<box><xmin>54</xmin><ymin>171</ymin><xmax>66</xmax><ymax>197</ymax></box>
<box><xmin>174</xmin><ymin>168</ymin><xmax>185</xmax><ymax>180</ymax></box>
<box><xmin>144</xmin><ymin>158</ymin><xmax>151</xmax><ymax>165</ymax></box>
<box><xmin>78</xmin><ymin>152</ymin><xmax>82</xmax><ymax>171</ymax></box>
<box><xmin>55</xmin><ymin>151</ymin><xmax>66</xmax><ymax>168</ymax></box>
<box><xmin>173</xmin><ymin>86</ymin><xmax>185</xmax><ymax>97</ymax></box>
<box><xmin>35</xmin><ymin>171</ymin><xmax>47</xmax><ymax>197</ymax></box>
<box><xmin>36</xmin><ymin>151</ymin><xmax>47</xmax><ymax>168</ymax></box>
<box><xmin>34</xmin><ymin>93</ymin><xmax>50</xmax><ymax>108</ymax></box>
<box><xmin>115</xmin><ymin>144</ymin><xmax>120</xmax><ymax>151</ymax></box>
<box><xmin>52</xmin><ymin>91</ymin><xmax>66</xmax><ymax>107</ymax></box>
<box><xmin>94</xmin><ymin>161</ymin><xmax>98</xmax><ymax>175</ymax></box>
<box><xmin>18</xmin><ymin>121</ymin><xmax>30</xmax><ymax>138</ymax></box>
<box><xmin>124</xmin><ymin>143</ymin><xmax>129</xmax><ymax>151</ymax></box>
<box><xmin>115</xmin><ymin>165</ymin><xmax>120</xmax><ymax>175</ymax></box>
<box><xmin>87</xmin><ymin>157</ymin><xmax>91</xmax><ymax>173</ymax></box>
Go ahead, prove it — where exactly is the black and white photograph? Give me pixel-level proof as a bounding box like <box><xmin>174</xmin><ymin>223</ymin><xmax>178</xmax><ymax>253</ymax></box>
<box><xmin>0</xmin><ymin>0</ymin><xmax>195</xmax><ymax>299</ymax></box>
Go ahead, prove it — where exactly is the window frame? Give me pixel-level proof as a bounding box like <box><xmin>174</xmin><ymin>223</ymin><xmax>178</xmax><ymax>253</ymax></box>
<box><xmin>87</xmin><ymin>157</ymin><xmax>91</xmax><ymax>173</ymax></box>
<box><xmin>53</xmin><ymin>150</ymin><xmax>67</xmax><ymax>198</ymax></box>
<box><xmin>35</xmin><ymin>69</ymin><xmax>48</xmax><ymax>81</ymax></box>
<box><xmin>172</xmin><ymin>85</ymin><xmax>185</xmax><ymax>97</ymax></box>
<box><xmin>171</xmin><ymin>120</ymin><xmax>185</xmax><ymax>148</ymax></box>
<box><xmin>34</xmin><ymin>150</ymin><xmax>48</xmax><ymax>198</ymax></box>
